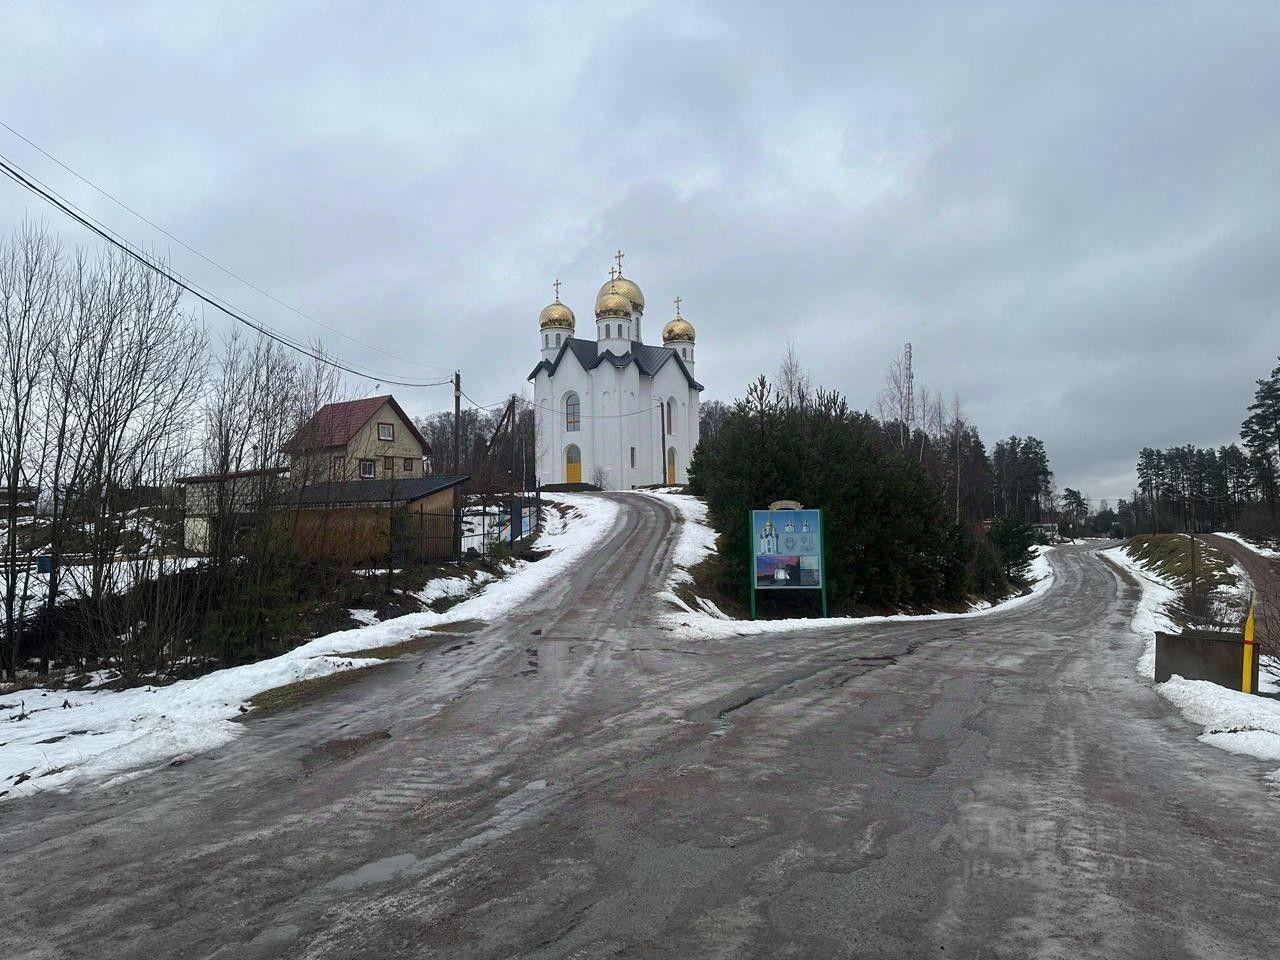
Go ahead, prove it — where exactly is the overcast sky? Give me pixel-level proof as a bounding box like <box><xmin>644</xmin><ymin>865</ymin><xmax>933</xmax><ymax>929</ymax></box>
<box><xmin>3</xmin><ymin>1</ymin><xmax>1278</xmax><ymax>501</ymax></box>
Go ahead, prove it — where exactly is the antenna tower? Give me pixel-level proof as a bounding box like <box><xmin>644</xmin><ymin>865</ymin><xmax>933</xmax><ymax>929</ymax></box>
<box><xmin>904</xmin><ymin>342</ymin><xmax>914</xmax><ymax>427</ymax></box>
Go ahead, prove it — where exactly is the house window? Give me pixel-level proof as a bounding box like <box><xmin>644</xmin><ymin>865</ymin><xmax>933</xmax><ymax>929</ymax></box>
<box><xmin>565</xmin><ymin>392</ymin><xmax>581</xmax><ymax>432</ymax></box>
<box><xmin>378</xmin><ymin>422</ymin><xmax>394</xmax><ymax>441</ymax></box>
<box><xmin>403</xmin><ymin>458</ymin><xmax>414</xmax><ymax>472</ymax></box>
<box><xmin>359</xmin><ymin>458</ymin><xmax>375</xmax><ymax>479</ymax></box>
<box><xmin>383</xmin><ymin>456</ymin><xmax>394</xmax><ymax>473</ymax></box>
<box><xmin>630</xmin><ymin>446</ymin><xmax>636</xmax><ymax>468</ymax></box>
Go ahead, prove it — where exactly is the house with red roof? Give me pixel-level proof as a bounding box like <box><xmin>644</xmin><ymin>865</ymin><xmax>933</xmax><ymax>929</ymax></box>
<box><xmin>284</xmin><ymin>395</ymin><xmax>431</xmax><ymax>484</ymax></box>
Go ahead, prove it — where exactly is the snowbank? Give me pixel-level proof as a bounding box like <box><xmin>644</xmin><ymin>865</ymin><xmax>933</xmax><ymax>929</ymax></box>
<box><xmin>1105</xmin><ymin>541</ymin><xmax>1280</xmax><ymax>777</ymax></box>
<box><xmin>641</xmin><ymin>491</ymin><xmax>1056</xmax><ymax>641</ymax></box>
<box><xmin>638</xmin><ymin>490</ymin><xmax>717</xmax><ymax>585</ymax></box>
<box><xmin>0</xmin><ymin>494</ymin><xmax>619</xmax><ymax>802</ymax></box>
<box><xmin>1101</xmin><ymin>544</ymin><xmax>1179</xmax><ymax>677</ymax></box>
<box><xmin>1160</xmin><ymin>678</ymin><xmax>1280</xmax><ymax>770</ymax></box>
<box><xmin>1215</xmin><ymin>531</ymin><xmax>1280</xmax><ymax>561</ymax></box>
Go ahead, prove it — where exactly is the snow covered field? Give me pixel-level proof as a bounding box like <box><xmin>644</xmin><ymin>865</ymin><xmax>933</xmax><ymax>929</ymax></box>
<box><xmin>1104</xmin><ymin>542</ymin><xmax>1280</xmax><ymax>779</ymax></box>
<box><xmin>0</xmin><ymin>494</ymin><xmax>619</xmax><ymax>802</ymax></box>
<box><xmin>640</xmin><ymin>490</ymin><xmax>1055</xmax><ymax>641</ymax></box>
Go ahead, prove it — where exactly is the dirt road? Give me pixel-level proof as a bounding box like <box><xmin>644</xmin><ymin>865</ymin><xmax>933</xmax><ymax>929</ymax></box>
<box><xmin>1202</xmin><ymin>533</ymin><xmax>1279</xmax><ymax>645</ymax></box>
<box><xmin>3</xmin><ymin>497</ymin><xmax>1278</xmax><ymax>959</ymax></box>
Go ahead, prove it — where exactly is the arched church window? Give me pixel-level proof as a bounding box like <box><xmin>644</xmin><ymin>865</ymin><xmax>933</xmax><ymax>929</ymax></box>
<box><xmin>555</xmin><ymin>333</ymin><xmax>561</xmax><ymax>347</ymax></box>
<box><xmin>666</xmin><ymin>398</ymin><xmax>676</xmax><ymax>435</ymax></box>
<box><xmin>681</xmin><ymin>347</ymin><xmax>687</xmax><ymax>359</ymax></box>
<box><xmin>565</xmin><ymin>392</ymin><xmax>581</xmax><ymax>432</ymax></box>
<box><xmin>544</xmin><ymin>334</ymin><xmax>549</xmax><ymax>348</ymax></box>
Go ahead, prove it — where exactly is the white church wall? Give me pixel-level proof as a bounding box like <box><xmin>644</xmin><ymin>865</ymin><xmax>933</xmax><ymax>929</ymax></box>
<box><xmin>650</xmin><ymin>360</ymin><xmax>696</xmax><ymax>484</ymax></box>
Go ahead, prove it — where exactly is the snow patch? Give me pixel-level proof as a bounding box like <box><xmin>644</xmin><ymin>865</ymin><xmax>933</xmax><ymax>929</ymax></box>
<box><xmin>640</xmin><ymin>490</ymin><xmax>1056</xmax><ymax>641</ymax></box>
<box><xmin>638</xmin><ymin>490</ymin><xmax>716</xmax><ymax>585</ymax></box>
<box><xmin>1105</xmin><ymin>541</ymin><xmax>1280</xmax><ymax>776</ymax></box>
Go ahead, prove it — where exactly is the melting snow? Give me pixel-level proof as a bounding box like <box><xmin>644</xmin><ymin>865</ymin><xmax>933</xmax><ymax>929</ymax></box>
<box><xmin>640</xmin><ymin>490</ymin><xmax>1055</xmax><ymax>641</ymax></box>
<box><xmin>0</xmin><ymin>494</ymin><xmax>619</xmax><ymax>802</ymax></box>
<box><xmin>1104</xmin><ymin>542</ymin><xmax>1280</xmax><ymax>777</ymax></box>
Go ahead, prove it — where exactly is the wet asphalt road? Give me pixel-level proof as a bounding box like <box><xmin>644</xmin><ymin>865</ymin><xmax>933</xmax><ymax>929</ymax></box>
<box><xmin>2</xmin><ymin>494</ymin><xmax>1278</xmax><ymax>959</ymax></box>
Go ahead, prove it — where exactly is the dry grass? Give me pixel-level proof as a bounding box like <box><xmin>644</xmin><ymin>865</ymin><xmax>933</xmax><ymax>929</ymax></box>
<box><xmin>237</xmin><ymin>622</ymin><xmax>485</xmax><ymax>720</ymax></box>
<box><xmin>1126</xmin><ymin>534</ymin><xmax>1238</xmax><ymax>589</ymax></box>
<box><xmin>239</xmin><ymin>665</ymin><xmax>384</xmax><ymax>720</ymax></box>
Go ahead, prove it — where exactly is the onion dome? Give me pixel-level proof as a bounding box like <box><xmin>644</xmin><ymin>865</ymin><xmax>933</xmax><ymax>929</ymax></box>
<box><xmin>597</xmin><ymin>275</ymin><xmax>644</xmax><ymax>313</ymax></box>
<box><xmin>662</xmin><ymin>316</ymin><xmax>696</xmax><ymax>343</ymax></box>
<box><xmin>539</xmin><ymin>300</ymin><xmax>575</xmax><ymax>330</ymax></box>
<box><xmin>595</xmin><ymin>286</ymin><xmax>632</xmax><ymax>319</ymax></box>
<box><xmin>662</xmin><ymin>297</ymin><xmax>695</xmax><ymax>343</ymax></box>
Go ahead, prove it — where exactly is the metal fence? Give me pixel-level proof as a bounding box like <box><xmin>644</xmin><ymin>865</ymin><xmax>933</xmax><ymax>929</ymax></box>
<box><xmin>390</xmin><ymin>494</ymin><xmax>541</xmax><ymax>563</ymax></box>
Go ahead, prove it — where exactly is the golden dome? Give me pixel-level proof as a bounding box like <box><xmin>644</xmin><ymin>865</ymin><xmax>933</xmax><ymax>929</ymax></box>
<box><xmin>595</xmin><ymin>290</ymin><xmax>632</xmax><ymax>319</ymax></box>
<box><xmin>662</xmin><ymin>316</ymin><xmax>696</xmax><ymax>343</ymax></box>
<box><xmin>597</xmin><ymin>276</ymin><xmax>644</xmax><ymax>313</ymax></box>
<box><xmin>538</xmin><ymin>301</ymin><xmax>575</xmax><ymax>329</ymax></box>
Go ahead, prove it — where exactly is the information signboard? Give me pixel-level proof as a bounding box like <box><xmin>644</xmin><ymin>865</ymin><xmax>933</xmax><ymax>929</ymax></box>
<box><xmin>751</xmin><ymin>508</ymin><xmax>824</xmax><ymax>590</ymax></box>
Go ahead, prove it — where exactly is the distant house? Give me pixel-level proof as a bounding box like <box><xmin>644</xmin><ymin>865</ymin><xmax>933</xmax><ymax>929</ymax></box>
<box><xmin>2</xmin><ymin>485</ymin><xmax>38</xmax><ymax>518</ymax></box>
<box><xmin>176</xmin><ymin>467</ymin><xmax>288</xmax><ymax>553</ymax></box>
<box><xmin>283</xmin><ymin>395</ymin><xmax>430</xmax><ymax>484</ymax></box>
<box><xmin>1032</xmin><ymin>521</ymin><xmax>1061</xmax><ymax>542</ymax></box>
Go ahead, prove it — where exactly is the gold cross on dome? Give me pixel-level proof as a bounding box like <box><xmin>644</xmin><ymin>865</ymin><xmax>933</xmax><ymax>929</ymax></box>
<box><xmin>674</xmin><ymin>296</ymin><xmax>682</xmax><ymax>316</ymax></box>
<box><xmin>553</xmin><ymin>278</ymin><xmax>561</xmax><ymax>301</ymax></box>
<box><xmin>614</xmin><ymin>249</ymin><xmax>625</xmax><ymax>275</ymax></box>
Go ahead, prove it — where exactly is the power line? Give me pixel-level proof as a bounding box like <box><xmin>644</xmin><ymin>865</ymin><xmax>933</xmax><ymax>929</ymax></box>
<box><xmin>0</xmin><ymin>120</ymin><xmax>455</xmax><ymax>375</ymax></box>
<box><xmin>457</xmin><ymin>386</ymin><xmax>663</xmax><ymax>421</ymax></box>
<box><xmin>532</xmin><ymin>399</ymin><xmax>662</xmax><ymax>420</ymax></box>
<box><xmin>0</xmin><ymin>151</ymin><xmax>454</xmax><ymax>389</ymax></box>
<box><xmin>460</xmin><ymin>390</ymin><xmax>517</xmax><ymax>411</ymax></box>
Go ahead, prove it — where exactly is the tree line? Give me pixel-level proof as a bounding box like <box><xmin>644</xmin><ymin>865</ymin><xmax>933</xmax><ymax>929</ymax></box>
<box><xmin>691</xmin><ymin>347</ymin><xmax>1055</xmax><ymax>614</ymax></box>
<box><xmin>1116</xmin><ymin>358</ymin><xmax>1280</xmax><ymax>538</ymax></box>
<box><xmin>415</xmin><ymin>400</ymin><xmax>536</xmax><ymax>493</ymax></box>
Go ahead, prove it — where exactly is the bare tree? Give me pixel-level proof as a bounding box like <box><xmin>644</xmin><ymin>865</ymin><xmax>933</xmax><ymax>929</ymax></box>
<box><xmin>876</xmin><ymin>346</ymin><xmax>913</xmax><ymax>449</ymax></box>
<box><xmin>0</xmin><ymin>223</ymin><xmax>63</xmax><ymax>678</ymax></box>
<box><xmin>776</xmin><ymin>341</ymin><xmax>811</xmax><ymax>409</ymax></box>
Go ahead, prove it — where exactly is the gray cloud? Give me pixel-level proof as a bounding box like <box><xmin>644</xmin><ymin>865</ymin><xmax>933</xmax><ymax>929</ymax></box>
<box><xmin>3</xmin><ymin>0</ymin><xmax>1278</xmax><ymax>500</ymax></box>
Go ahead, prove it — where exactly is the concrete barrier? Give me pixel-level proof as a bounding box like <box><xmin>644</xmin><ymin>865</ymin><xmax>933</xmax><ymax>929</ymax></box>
<box><xmin>1155</xmin><ymin>628</ymin><xmax>1259</xmax><ymax>692</ymax></box>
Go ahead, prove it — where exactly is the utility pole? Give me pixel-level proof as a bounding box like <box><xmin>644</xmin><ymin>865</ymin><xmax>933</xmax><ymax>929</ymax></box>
<box><xmin>452</xmin><ymin>370</ymin><xmax>462</xmax><ymax>558</ymax></box>
<box><xmin>452</xmin><ymin>371</ymin><xmax>461</xmax><ymax>475</ymax></box>
<box><xmin>656</xmin><ymin>399</ymin><xmax>666</xmax><ymax>485</ymax></box>
<box><xmin>1190</xmin><ymin>531</ymin><xmax>1198</xmax><ymax>613</ymax></box>
<box><xmin>509</xmin><ymin>398</ymin><xmax>517</xmax><ymax>498</ymax></box>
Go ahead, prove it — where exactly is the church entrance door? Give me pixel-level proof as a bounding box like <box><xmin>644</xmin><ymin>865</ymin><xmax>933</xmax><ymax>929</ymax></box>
<box><xmin>666</xmin><ymin>447</ymin><xmax>677</xmax><ymax>484</ymax></box>
<box><xmin>566</xmin><ymin>444</ymin><xmax>582</xmax><ymax>484</ymax></box>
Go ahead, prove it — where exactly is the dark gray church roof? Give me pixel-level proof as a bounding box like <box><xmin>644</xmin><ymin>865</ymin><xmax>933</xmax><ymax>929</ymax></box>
<box><xmin>287</xmin><ymin>475</ymin><xmax>468</xmax><ymax>507</ymax></box>
<box><xmin>528</xmin><ymin>338</ymin><xmax>703</xmax><ymax>390</ymax></box>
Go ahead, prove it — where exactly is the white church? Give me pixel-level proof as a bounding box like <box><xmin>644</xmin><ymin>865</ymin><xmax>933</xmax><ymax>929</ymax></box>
<box><xmin>529</xmin><ymin>254</ymin><xmax>702</xmax><ymax>489</ymax></box>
